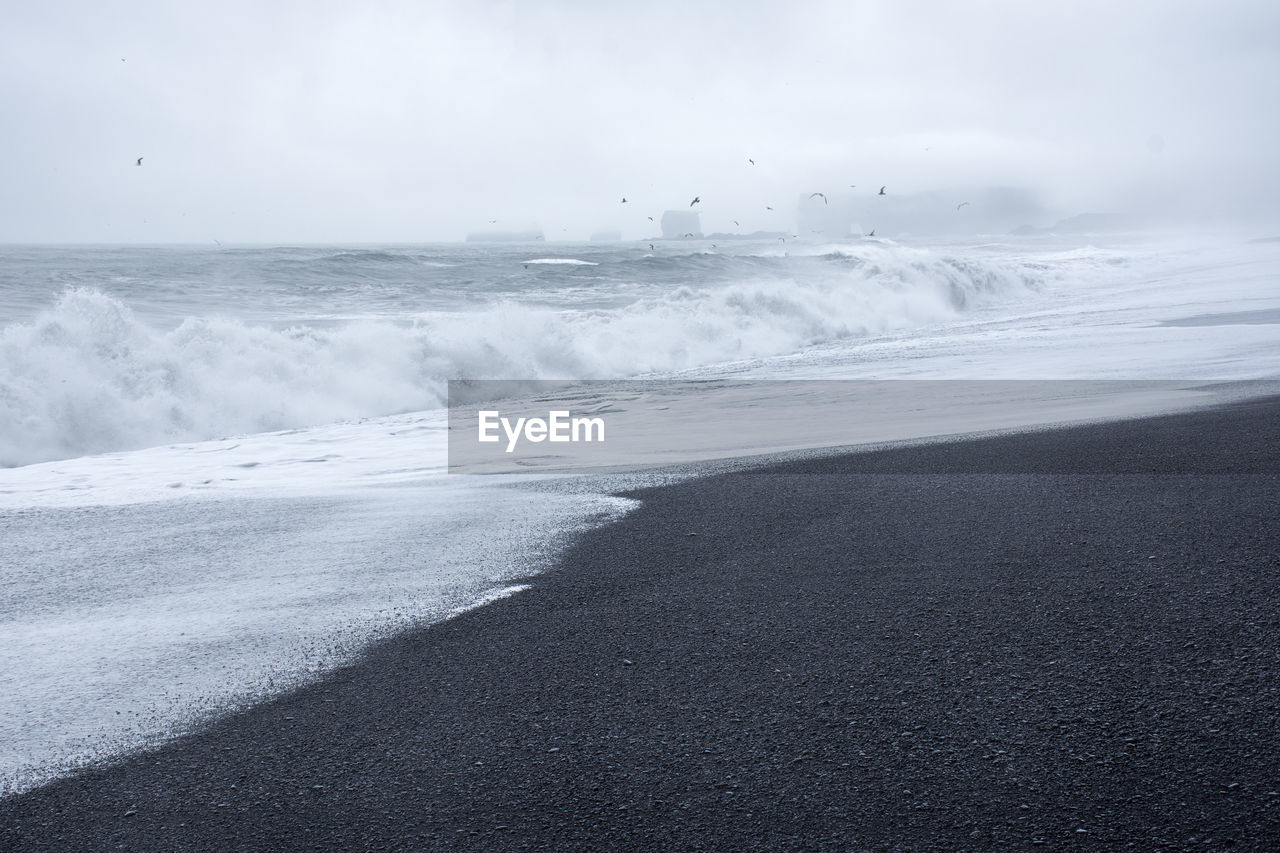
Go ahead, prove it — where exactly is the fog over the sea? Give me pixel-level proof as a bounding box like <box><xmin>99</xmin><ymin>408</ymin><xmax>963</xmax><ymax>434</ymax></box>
<box><xmin>2</xmin><ymin>0</ymin><xmax>1277</xmax><ymax>243</ymax></box>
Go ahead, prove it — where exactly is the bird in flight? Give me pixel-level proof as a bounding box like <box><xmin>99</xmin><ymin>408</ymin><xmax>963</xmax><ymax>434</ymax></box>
<box><xmin>683</xmin><ymin>232</ymin><xmax>695</xmax><ymax>237</ymax></box>
<box><xmin>765</xmin><ymin>205</ymin><xmax>773</xmax><ymax>211</ymax></box>
<box><xmin>809</xmin><ymin>192</ymin><xmax>827</xmax><ymax>204</ymax></box>
<box><xmin>878</xmin><ymin>186</ymin><xmax>886</xmax><ymax>195</ymax></box>
<box><xmin>136</xmin><ymin>157</ymin><xmax>143</xmax><ymax>166</ymax></box>
<box><xmin>733</xmin><ymin>220</ymin><xmax>739</xmax><ymax>226</ymax></box>
<box><xmin>621</xmin><ymin>197</ymin><xmax>628</xmax><ymax>203</ymax></box>
<box><xmin>849</xmin><ymin>184</ymin><xmax>856</xmax><ymax>189</ymax></box>
<box><xmin>648</xmin><ymin>243</ymin><xmax>654</xmax><ymax>250</ymax></box>
<box><xmin>648</xmin><ymin>216</ymin><xmax>654</xmax><ymax>221</ymax></box>
<box><xmin>747</xmin><ymin>159</ymin><xmax>755</xmax><ymax>165</ymax></box>
<box><xmin>956</xmin><ymin>201</ymin><xmax>970</xmax><ymax>211</ymax></box>
<box><xmin>689</xmin><ymin>196</ymin><xmax>701</xmax><ymax>207</ymax></box>
<box><xmin>868</xmin><ymin>229</ymin><xmax>876</xmax><ymax>237</ymax></box>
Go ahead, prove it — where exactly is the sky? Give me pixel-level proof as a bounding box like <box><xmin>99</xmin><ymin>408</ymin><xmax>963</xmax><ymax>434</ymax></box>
<box><xmin>2</xmin><ymin>0</ymin><xmax>1278</xmax><ymax>243</ymax></box>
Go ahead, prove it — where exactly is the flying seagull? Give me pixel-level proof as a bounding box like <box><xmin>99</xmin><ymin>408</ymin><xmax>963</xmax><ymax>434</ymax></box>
<box><xmin>621</xmin><ymin>197</ymin><xmax>627</xmax><ymax>203</ymax></box>
<box><xmin>647</xmin><ymin>216</ymin><xmax>654</xmax><ymax>221</ymax></box>
<box><xmin>733</xmin><ymin>220</ymin><xmax>739</xmax><ymax>226</ymax></box>
<box><xmin>683</xmin><ymin>232</ymin><xmax>695</xmax><ymax>237</ymax></box>
<box><xmin>878</xmin><ymin>186</ymin><xmax>886</xmax><ymax>195</ymax></box>
<box><xmin>648</xmin><ymin>243</ymin><xmax>654</xmax><ymax>250</ymax></box>
<box><xmin>766</xmin><ymin>206</ymin><xmax>773</xmax><ymax>210</ymax></box>
<box><xmin>868</xmin><ymin>229</ymin><xmax>876</xmax><ymax>237</ymax></box>
<box><xmin>689</xmin><ymin>196</ymin><xmax>701</xmax><ymax>207</ymax></box>
<box><xmin>136</xmin><ymin>157</ymin><xmax>143</xmax><ymax>166</ymax></box>
<box><xmin>956</xmin><ymin>201</ymin><xmax>970</xmax><ymax>211</ymax></box>
<box><xmin>748</xmin><ymin>159</ymin><xmax>755</xmax><ymax>165</ymax></box>
<box><xmin>809</xmin><ymin>192</ymin><xmax>827</xmax><ymax>204</ymax></box>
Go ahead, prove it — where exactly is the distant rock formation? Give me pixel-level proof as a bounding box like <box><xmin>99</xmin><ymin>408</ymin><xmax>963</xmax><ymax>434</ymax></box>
<box><xmin>660</xmin><ymin>210</ymin><xmax>702</xmax><ymax>239</ymax></box>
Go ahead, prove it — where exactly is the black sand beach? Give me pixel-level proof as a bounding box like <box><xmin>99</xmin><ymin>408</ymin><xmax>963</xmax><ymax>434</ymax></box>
<box><xmin>3</xmin><ymin>397</ymin><xmax>1279</xmax><ymax>851</ymax></box>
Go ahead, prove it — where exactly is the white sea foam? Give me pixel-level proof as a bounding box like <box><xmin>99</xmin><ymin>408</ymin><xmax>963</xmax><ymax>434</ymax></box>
<box><xmin>0</xmin><ymin>242</ymin><xmax>1041</xmax><ymax>467</ymax></box>
<box><xmin>0</xmin><ymin>482</ymin><xmax>634</xmax><ymax>795</ymax></box>
<box><xmin>1</xmin><ymin>232</ymin><xmax>1276</xmax><ymax>796</ymax></box>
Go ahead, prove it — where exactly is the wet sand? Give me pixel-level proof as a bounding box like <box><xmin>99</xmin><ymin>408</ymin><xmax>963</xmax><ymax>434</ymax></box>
<box><xmin>2</xmin><ymin>397</ymin><xmax>1279</xmax><ymax>850</ymax></box>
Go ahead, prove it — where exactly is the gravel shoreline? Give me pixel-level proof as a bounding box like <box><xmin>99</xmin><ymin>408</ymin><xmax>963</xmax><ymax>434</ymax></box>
<box><xmin>3</xmin><ymin>397</ymin><xmax>1279</xmax><ymax>850</ymax></box>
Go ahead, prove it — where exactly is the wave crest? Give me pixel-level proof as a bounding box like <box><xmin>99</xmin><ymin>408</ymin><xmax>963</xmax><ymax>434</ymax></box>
<box><xmin>1</xmin><ymin>247</ymin><xmax>1037</xmax><ymax>466</ymax></box>
<box><xmin>0</xmin><ymin>290</ymin><xmax>439</xmax><ymax>466</ymax></box>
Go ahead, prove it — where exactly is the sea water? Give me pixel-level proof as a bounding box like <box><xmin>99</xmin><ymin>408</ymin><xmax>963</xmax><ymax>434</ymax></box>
<box><xmin>2</xmin><ymin>231</ymin><xmax>1278</xmax><ymax>792</ymax></box>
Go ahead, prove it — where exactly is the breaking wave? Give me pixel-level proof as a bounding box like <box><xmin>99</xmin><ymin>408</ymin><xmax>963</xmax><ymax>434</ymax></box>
<box><xmin>0</xmin><ymin>246</ymin><xmax>1038</xmax><ymax>466</ymax></box>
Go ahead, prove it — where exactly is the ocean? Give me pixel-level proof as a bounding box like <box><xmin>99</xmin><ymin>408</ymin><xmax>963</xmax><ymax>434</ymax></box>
<box><xmin>1</xmin><ymin>232</ymin><xmax>1278</xmax><ymax>793</ymax></box>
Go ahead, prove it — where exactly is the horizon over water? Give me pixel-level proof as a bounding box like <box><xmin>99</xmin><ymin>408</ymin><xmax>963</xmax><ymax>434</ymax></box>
<box><xmin>2</xmin><ymin>229</ymin><xmax>1279</xmax><ymax>794</ymax></box>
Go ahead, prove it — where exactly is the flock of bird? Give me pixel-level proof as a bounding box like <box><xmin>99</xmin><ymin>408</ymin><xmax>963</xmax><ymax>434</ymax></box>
<box><xmin>608</xmin><ymin>184</ymin><xmax>894</xmax><ymax>239</ymax></box>
<box><xmin>133</xmin><ymin>150</ymin><xmax>972</xmax><ymax>241</ymax></box>
<box><xmin>606</xmin><ymin>159</ymin><xmax>969</xmax><ymax>240</ymax></box>
<box><xmin>459</xmin><ymin>155</ymin><xmax>972</xmax><ymax>240</ymax></box>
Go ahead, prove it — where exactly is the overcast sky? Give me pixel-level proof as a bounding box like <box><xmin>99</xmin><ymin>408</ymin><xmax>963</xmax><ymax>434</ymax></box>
<box><xmin>2</xmin><ymin>0</ymin><xmax>1278</xmax><ymax>243</ymax></box>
